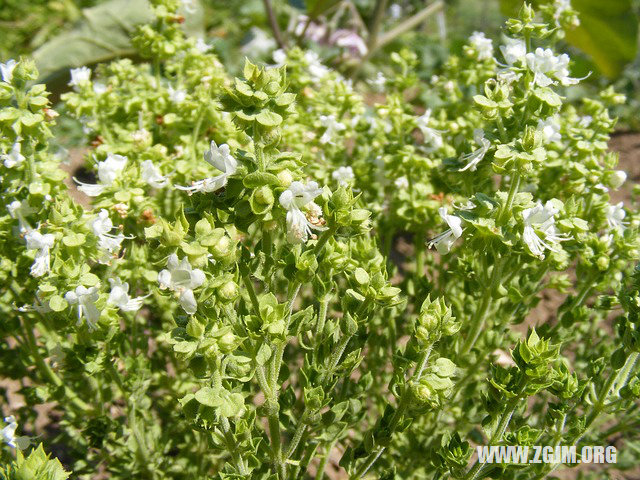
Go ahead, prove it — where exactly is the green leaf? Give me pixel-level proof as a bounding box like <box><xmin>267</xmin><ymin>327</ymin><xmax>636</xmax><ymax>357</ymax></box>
<box><xmin>243</xmin><ymin>171</ymin><xmax>280</xmax><ymax>188</ymax></box>
<box><xmin>354</xmin><ymin>268</ymin><xmax>370</xmax><ymax>286</ymax></box>
<box><xmin>79</xmin><ymin>273</ymin><xmax>100</xmax><ymax>286</ymax></box>
<box><xmin>255</xmin><ymin>343</ymin><xmax>272</xmax><ymax>366</ymax></box>
<box><xmin>195</xmin><ymin>387</ymin><xmax>223</xmax><ymax>407</ymax></box>
<box><xmin>534</xmin><ymin>87</ymin><xmax>563</xmax><ymax>108</ymax></box>
<box><xmin>219</xmin><ymin>391</ymin><xmax>244</xmax><ymax>417</ymax></box>
<box><xmin>62</xmin><ymin>233</ymin><xmax>86</xmax><ymax>247</ymax></box>
<box><xmin>256</xmin><ymin>110</ymin><xmax>283</xmax><ymax>128</ymax></box>
<box><xmin>48</xmin><ymin>295</ymin><xmax>67</xmax><ymax>312</ymax></box>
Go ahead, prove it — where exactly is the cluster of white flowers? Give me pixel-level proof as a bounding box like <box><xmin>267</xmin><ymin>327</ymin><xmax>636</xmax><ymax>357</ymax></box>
<box><xmin>459</xmin><ymin>129</ymin><xmax>491</xmax><ymax>171</ymax></box>
<box><xmin>428</xmin><ymin>207</ymin><xmax>464</xmax><ymax>254</ymax></box>
<box><xmin>469</xmin><ymin>31</ymin><xmax>494</xmax><ymax>60</ymax></box>
<box><xmin>273</xmin><ymin>49</ymin><xmax>330</xmax><ymax>84</ymax></box>
<box><xmin>417</xmin><ymin>110</ymin><xmax>443</xmax><ymax>149</ymax></box>
<box><xmin>369</xmin><ymin>72</ymin><xmax>387</xmax><ymax>91</ymax></box>
<box><xmin>68</xmin><ymin>66</ymin><xmax>92</xmax><ymax>89</ymax></box>
<box><xmin>0</xmin><ymin>59</ymin><xmax>17</xmax><ymax>83</ymax></box>
<box><xmin>2</xmin><ymin>140</ymin><xmax>25</xmax><ymax>168</ymax></box>
<box><xmin>332</xmin><ymin>166</ymin><xmax>355</xmax><ymax>186</ymax></box>
<box><xmin>88</xmin><ymin>209</ymin><xmax>125</xmax><ymax>263</ymax></box>
<box><xmin>279</xmin><ymin>180</ymin><xmax>326</xmax><ymax>244</ymax></box>
<box><xmin>319</xmin><ymin>115</ymin><xmax>346</xmax><ymax>145</ymax></box>
<box><xmin>395</xmin><ymin>176</ymin><xmax>409</xmax><ymax>189</ymax></box>
<box><xmin>177</xmin><ymin>140</ymin><xmax>238</xmax><ymax>195</ymax></box>
<box><xmin>500</xmin><ymin>37</ymin><xmax>527</xmax><ymax>66</ymax></box>
<box><xmin>25</xmin><ymin>229</ymin><xmax>55</xmax><ymax>277</ymax></box>
<box><xmin>158</xmin><ymin>254</ymin><xmax>206</xmax><ymax>314</ymax></box>
<box><xmin>65</xmin><ymin>285</ymin><xmax>101</xmax><ymax>331</ymax></box>
<box><xmin>526</xmin><ymin>48</ymin><xmax>580</xmax><ymax>87</ymax></box>
<box><xmin>522</xmin><ymin>201</ymin><xmax>569</xmax><ymax>259</ymax></box>
<box><xmin>75</xmin><ymin>153</ymin><xmax>128</xmax><ymax>197</ymax></box>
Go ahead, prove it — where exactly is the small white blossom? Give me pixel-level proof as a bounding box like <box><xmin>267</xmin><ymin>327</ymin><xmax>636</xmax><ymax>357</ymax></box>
<box><xmin>500</xmin><ymin>37</ymin><xmax>527</xmax><ymax>66</ymax></box>
<box><xmin>332</xmin><ymin>166</ymin><xmax>355</xmax><ymax>186</ymax></box>
<box><xmin>578</xmin><ymin>115</ymin><xmax>593</xmax><ymax>127</ymax></box>
<box><xmin>304</xmin><ymin>51</ymin><xmax>331</xmax><ymax>83</ymax></box>
<box><xmin>537</xmin><ymin>116</ymin><xmax>562</xmax><ymax>143</ymax></box>
<box><xmin>242</xmin><ymin>27</ymin><xmax>277</xmax><ymax>57</ymax></box>
<box><xmin>395</xmin><ymin>176</ymin><xmax>409</xmax><ymax>189</ymax></box>
<box><xmin>8</xmin><ymin>199</ymin><xmax>34</xmax><ymax>231</ymax></box>
<box><xmin>195</xmin><ymin>37</ymin><xmax>211</xmax><ymax>53</ymax></box>
<box><xmin>369</xmin><ymin>72</ymin><xmax>387</xmax><ymax>91</ymax></box>
<box><xmin>93</xmin><ymin>82</ymin><xmax>108</xmax><ymax>95</ymax></box>
<box><xmin>553</xmin><ymin>0</ymin><xmax>573</xmax><ymax>24</ymax></box>
<box><xmin>417</xmin><ymin>110</ymin><xmax>443</xmax><ymax>149</ymax></box>
<box><xmin>168</xmin><ymin>86</ymin><xmax>187</xmax><ymax>104</ymax></box>
<box><xmin>108</xmin><ymin>278</ymin><xmax>146</xmax><ymax>312</ymax></box>
<box><xmin>88</xmin><ymin>209</ymin><xmax>125</xmax><ymax>263</ymax></box>
<box><xmin>68</xmin><ymin>66</ymin><xmax>92</xmax><ymax>88</ymax></box>
<box><xmin>75</xmin><ymin>153</ymin><xmax>128</xmax><ymax>196</ymax></box>
<box><xmin>469</xmin><ymin>31</ymin><xmax>493</xmax><ymax>60</ymax></box>
<box><xmin>330</xmin><ymin>30</ymin><xmax>368</xmax><ymax>57</ymax></box>
<box><xmin>525</xmin><ymin>48</ymin><xmax>580</xmax><ymax>87</ymax></box>
<box><xmin>2</xmin><ymin>141</ymin><xmax>25</xmax><ymax>168</ymax></box>
<box><xmin>609</xmin><ymin>170</ymin><xmax>627</xmax><ymax>189</ymax></box>
<box><xmin>606</xmin><ymin>202</ymin><xmax>627</xmax><ymax>231</ymax></box>
<box><xmin>319</xmin><ymin>115</ymin><xmax>346</xmax><ymax>145</ymax></box>
<box><xmin>459</xmin><ymin>129</ymin><xmax>491</xmax><ymax>171</ymax></box>
<box><xmin>273</xmin><ymin>49</ymin><xmax>287</xmax><ymax>65</ymax></box>
<box><xmin>2</xmin><ymin>416</ymin><xmax>26</xmax><ymax>449</ymax></box>
<box><xmin>24</xmin><ymin>230</ymin><xmax>55</xmax><ymax>277</ymax></box>
<box><xmin>279</xmin><ymin>181</ymin><xmax>326</xmax><ymax>244</ymax></box>
<box><xmin>158</xmin><ymin>254</ymin><xmax>206</xmax><ymax>314</ymax></box>
<box><xmin>522</xmin><ymin>201</ymin><xmax>569</xmax><ymax>259</ymax></box>
<box><xmin>65</xmin><ymin>286</ymin><xmax>101</xmax><ymax>331</ymax></box>
<box><xmin>1</xmin><ymin>59</ymin><xmax>17</xmax><ymax>83</ymax></box>
<box><xmin>428</xmin><ymin>207</ymin><xmax>463</xmax><ymax>254</ymax></box>
<box><xmin>389</xmin><ymin>3</ymin><xmax>402</xmax><ymax>18</ymax></box>
<box><xmin>141</xmin><ymin>160</ymin><xmax>168</xmax><ymax>188</ymax></box>
<box><xmin>177</xmin><ymin>141</ymin><xmax>238</xmax><ymax>195</ymax></box>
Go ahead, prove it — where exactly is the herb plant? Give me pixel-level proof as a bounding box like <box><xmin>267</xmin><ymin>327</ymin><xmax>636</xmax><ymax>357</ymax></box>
<box><xmin>1</xmin><ymin>2</ymin><xmax>639</xmax><ymax>479</ymax></box>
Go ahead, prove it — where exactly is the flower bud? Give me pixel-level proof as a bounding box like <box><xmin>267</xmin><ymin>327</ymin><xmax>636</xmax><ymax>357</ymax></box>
<box><xmin>217</xmin><ymin>331</ymin><xmax>237</xmax><ymax>353</ymax></box>
<box><xmin>211</xmin><ymin>235</ymin><xmax>232</xmax><ymax>260</ymax></box>
<box><xmin>608</xmin><ymin>170</ymin><xmax>627</xmax><ymax>190</ymax></box>
<box><xmin>217</xmin><ymin>280</ymin><xmax>239</xmax><ymax>302</ymax></box>
<box><xmin>277</xmin><ymin>169</ymin><xmax>293</xmax><ymax>187</ymax></box>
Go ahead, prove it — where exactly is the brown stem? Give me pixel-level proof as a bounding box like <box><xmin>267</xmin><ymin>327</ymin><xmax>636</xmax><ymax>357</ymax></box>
<box><xmin>263</xmin><ymin>0</ymin><xmax>288</xmax><ymax>50</ymax></box>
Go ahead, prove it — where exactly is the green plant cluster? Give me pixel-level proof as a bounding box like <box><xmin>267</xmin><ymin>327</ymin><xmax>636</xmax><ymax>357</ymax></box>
<box><xmin>1</xmin><ymin>2</ymin><xmax>639</xmax><ymax>479</ymax></box>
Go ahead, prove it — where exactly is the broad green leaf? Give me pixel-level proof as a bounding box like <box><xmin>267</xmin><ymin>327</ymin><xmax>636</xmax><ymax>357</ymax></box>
<box><xmin>195</xmin><ymin>386</ymin><xmax>223</xmax><ymax>407</ymax></box>
<box><xmin>33</xmin><ymin>0</ymin><xmax>204</xmax><ymax>83</ymax></box>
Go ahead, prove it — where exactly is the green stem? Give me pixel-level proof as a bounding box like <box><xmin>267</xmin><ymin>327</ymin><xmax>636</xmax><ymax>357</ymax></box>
<box><xmin>316</xmin><ymin>440</ymin><xmax>336</xmax><ymax>479</ymax></box>
<box><xmin>220</xmin><ymin>417</ymin><xmax>249</xmax><ymax>474</ymax></box>
<box><xmin>500</xmin><ymin>171</ymin><xmax>521</xmax><ymax>223</ymax></box>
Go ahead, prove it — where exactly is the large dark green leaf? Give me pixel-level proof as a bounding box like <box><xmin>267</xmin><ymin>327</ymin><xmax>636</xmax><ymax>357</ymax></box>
<box><xmin>500</xmin><ymin>0</ymin><xmax>638</xmax><ymax>78</ymax></box>
<box><xmin>32</xmin><ymin>0</ymin><xmax>204</xmax><ymax>83</ymax></box>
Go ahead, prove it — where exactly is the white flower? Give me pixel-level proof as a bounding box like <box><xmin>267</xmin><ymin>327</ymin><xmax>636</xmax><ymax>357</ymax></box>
<box><xmin>395</xmin><ymin>176</ymin><xmax>409</xmax><ymax>189</ymax></box>
<box><xmin>242</xmin><ymin>27</ymin><xmax>277</xmax><ymax>57</ymax></box>
<box><xmin>65</xmin><ymin>286</ymin><xmax>101</xmax><ymax>331</ymax></box>
<box><xmin>332</xmin><ymin>166</ymin><xmax>355</xmax><ymax>186</ymax></box>
<box><xmin>75</xmin><ymin>153</ymin><xmax>128</xmax><ymax>196</ymax></box>
<box><xmin>525</xmin><ymin>48</ymin><xmax>580</xmax><ymax>87</ymax></box>
<box><xmin>578</xmin><ymin>115</ymin><xmax>593</xmax><ymax>127</ymax></box>
<box><xmin>1</xmin><ymin>59</ymin><xmax>17</xmax><ymax>83</ymax></box>
<box><xmin>500</xmin><ymin>37</ymin><xmax>527</xmax><ymax>66</ymax></box>
<box><xmin>522</xmin><ymin>201</ymin><xmax>569</xmax><ymax>259</ymax></box>
<box><xmin>195</xmin><ymin>37</ymin><xmax>211</xmax><ymax>53</ymax></box>
<box><xmin>319</xmin><ymin>115</ymin><xmax>346</xmax><ymax>145</ymax></box>
<box><xmin>25</xmin><ymin>230</ymin><xmax>55</xmax><ymax>277</ymax></box>
<box><xmin>390</xmin><ymin>3</ymin><xmax>402</xmax><ymax>18</ymax></box>
<box><xmin>2</xmin><ymin>141</ymin><xmax>25</xmax><ymax>168</ymax></box>
<box><xmin>93</xmin><ymin>82</ymin><xmax>107</xmax><ymax>95</ymax></box>
<box><xmin>273</xmin><ymin>49</ymin><xmax>287</xmax><ymax>65</ymax></box>
<box><xmin>469</xmin><ymin>31</ymin><xmax>493</xmax><ymax>60</ymax></box>
<box><xmin>369</xmin><ymin>72</ymin><xmax>387</xmax><ymax>91</ymax></box>
<box><xmin>88</xmin><ymin>209</ymin><xmax>125</xmax><ymax>262</ymax></box>
<box><xmin>108</xmin><ymin>278</ymin><xmax>146</xmax><ymax>312</ymax></box>
<box><xmin>553</xmin><ymin>0</ymin><xmax>573</xmax><ymax>23</ymax></box>
<box><xmin>606</xmin><ymin>202</ymin><xmax>627</xmax><ymax>231</ymax></box>
<box><xmin>8</xmin><ymin>199</ymin><xmax>34</xmax><ymax>231</ymax></box>
<box><xmin>158</xmin><ymin>254</ymin><xmax>206</xmax><ymax>314</ymax></box>
<box><xmin>279</xmin><ymin>180</ymin><xmax>326</xmax><ymax>244</ymax></box>
<box><xmin>304</xmin><ymin>51</ymin><xmax>331</xmax><ymax>83</ymax></box>
<box><xmin>417</xmin><ymin>110</ymin><xmax>443</xmax><ymax>149</ymax></box>
<box><xmin>329</xmin><ymin>30</ymin><xmax>368</xmax><ymax>57</ymax></box>
<box><xmin>168</xmin><ymin>86</ymin><xmax>187</xmax><ymax>104</ymax></box>
<box><xmin>141</xmin><ymin>160</ymin><xmax>168</xmax><ymax>188</ymax></box>
<box><xmin>459</xmin><ymin>129</ymin><xmax>491</xmax><ymax>172</ymax></box>
<box><xmin>537</xmin><ymin>116</ymin><xmax>562</xmax><ymax>143</ymax></box>
<box><xmin>180</xmin><ymin>0</ymin><xmax>197</xmax><ymax>13</ymax></box>
<box><xmin>609</xmin><ymin>170</ymin><xmax>627</xmax><ymax>190</ymax></box>
<box><xmin>177</xmin><ymin>140</ymin><xmax>237</xmax><ymax>195</ymax></box>
<box><xmin>428</xmin><ymin>207</ymin><xmax>463</xmax><ymax>254</ymax></box>
<box><xmin>68</xmin><ymin>67</ymin><xmax>91</xmax><ymax>88</ymax></box>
